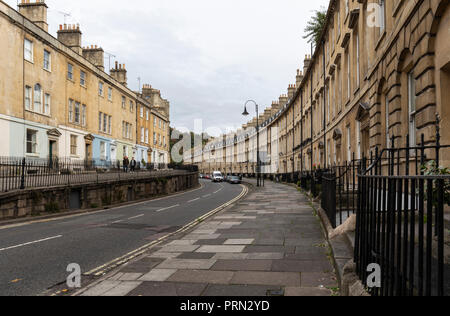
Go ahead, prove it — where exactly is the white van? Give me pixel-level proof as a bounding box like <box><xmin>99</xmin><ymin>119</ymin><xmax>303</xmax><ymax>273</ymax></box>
<box><xmin>212</xmin><ymin>171</ymin><xmax>224</xmax><ymax>182</ymax></box>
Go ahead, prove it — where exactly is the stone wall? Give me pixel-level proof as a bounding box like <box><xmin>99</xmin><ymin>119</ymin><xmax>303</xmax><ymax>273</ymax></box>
<box><xmin>0</xmin><ymin>172</ymin><xmax>198</xmax><ymax>220</ymax></box>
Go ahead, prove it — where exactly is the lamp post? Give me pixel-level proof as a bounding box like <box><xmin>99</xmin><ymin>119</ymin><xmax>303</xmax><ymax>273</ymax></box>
<box><xmin>242</xmin><ymin>100</ymin><xmax>262</xmax><ymax>187</ymax></box>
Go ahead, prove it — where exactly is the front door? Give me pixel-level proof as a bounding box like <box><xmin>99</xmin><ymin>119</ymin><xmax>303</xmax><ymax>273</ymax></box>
<box><xmin>85</xmin><ymin>144</ymin><xmax>92</xmax><ymax>160</ymax></box>
<box><xmin>49</xmin><ymin>140</ymin><xmax>57</xmax><ymax>167</ymax></box>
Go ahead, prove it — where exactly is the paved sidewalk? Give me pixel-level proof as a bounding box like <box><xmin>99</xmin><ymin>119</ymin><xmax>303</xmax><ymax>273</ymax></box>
<box><xmin>77</xmin><ymin>180</ymin><xmax>338</xmax><ymax>296</ymax></box>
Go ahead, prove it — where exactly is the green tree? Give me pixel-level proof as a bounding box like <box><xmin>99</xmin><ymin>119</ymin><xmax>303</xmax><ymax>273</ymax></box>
<box><xmin>303</xmin><ymin>8</ymin><xmax>327</xmax><ymax>47</ymax></box>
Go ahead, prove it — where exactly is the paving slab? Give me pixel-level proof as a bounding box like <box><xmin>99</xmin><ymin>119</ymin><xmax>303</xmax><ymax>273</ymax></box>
<box><xmin>271</xmin><ymin>260</ymin><xmax>334</xmax><ymax>273</ymax></box>
<box><xmin>202</xmin><ymin>284</ymin><xmax>281</xmax><ymax>297</ymax></box>
<box><xmin>301</xmin><ymin>272</ymin><xmax>338</xmax><ymax>288</ymax></box>
<box><xmin>224</xmin><ymin>239</ymin><xmax>255</xmax><ymax>245</ymax></box>
<box><xmin>211</xmin><ymin>259</ymin><xmax>273</xmax><ymax>271</ymax></box>
<box><xmin>230</xmin><ymin>271</ymin><xmax>301</xmax><ymax>287</ymax></box>
<box><xmin>156</xmin><ymin>259</ymin><xmax>217</xmax><ymax>270</ymax></box>
<box><xmin>284</xmin><ymin>287</ymin><xmax>332</xmax><ymax>296</ymax></box>
<box><xmin>168</xmin><ymin>270</ymin><xmax>235</xmax><ymax>284</ymax></box>
<box><xmin>101</xmin><ymin>281</ymin><xmax>142</xmax><ymax>296</ymax></box>
<box><xmin>197</xmin><ymin>245</ymin><xmax>246</xmax><ymax>253</ymax></box>
<box><xmin>177</xmin><ymin>252</ymin><xmax>216</xmax><ymax>260</ymax></box>
<box><xmin>138</xmin><ymin>269</ymin><xmax>178</xmax><ymax>282</ymax></box>
<box><xmin>158</xmin><ymin>245</ymin><xmax>200</xmax><ymax>253</ymax></box>
<box><xmin>127</xmin><ymin>282</ymin><xmax>208</xmax><ymax>296</ymax></box>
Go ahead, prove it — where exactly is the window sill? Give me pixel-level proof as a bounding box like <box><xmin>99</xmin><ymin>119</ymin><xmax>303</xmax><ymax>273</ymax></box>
<box><xmin>43</xmin><ymin>68</ymin><xmax>51</xmax><ymax>73</ymax></box>
<box><xmin>25</xmin><ymin>59</ymin><xmax>34</xmax><ymax>64</ymax></box>
<box><xmin>26</xmin><ymin>153</ymin><xmax>39</xmax><ymax>158</ymax></box>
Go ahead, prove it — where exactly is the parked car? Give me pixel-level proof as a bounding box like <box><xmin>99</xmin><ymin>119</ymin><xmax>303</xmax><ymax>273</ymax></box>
<box><xmin>212</xmin><ymin>171</ymin><xmax>224</xmax><ymax>182</ymax></box>
<box><xmin>228</xmin><ymin>176</ymin><xmax>242</xmax><ymax>184</ymax></box>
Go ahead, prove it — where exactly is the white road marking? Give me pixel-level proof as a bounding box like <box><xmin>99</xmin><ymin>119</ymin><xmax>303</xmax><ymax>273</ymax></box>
<box><xmin>203</xmin><ymin>194</ymin><xmax>212</xmax><ymax>198</ymax></box>
<box><xmin>0</xmin><ymin>235</ymin><xmax>63</xmax><ymax>252</ymax></box>
<box><xmin>213</xmin><ymin>184</ymin><xmax>224</xmax><ymax>194</ymax></box>
<box><xmin>112</xmin><ymin>220</ymin><xmax>124</xmax><ymax>224</ymax></box>
<box><xmin>188</xmin><ymin>198</ymin><xmax>200</xmax><ymax>203</ymax></box>
<box><xmin>156</xmin><ymin>205</ymin><xmax>180</xmax><ymax>213</ymax></box>
<box><xmin>127</xmin><ymin>214</ymin><xmax>144</xmax><ymax>220</ymax></box>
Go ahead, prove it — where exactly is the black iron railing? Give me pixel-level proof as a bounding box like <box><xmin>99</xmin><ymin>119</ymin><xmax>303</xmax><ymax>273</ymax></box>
<box><xmin>321</xmin><ymin>158</ymin><xmax>363</xmax><ymax>228</ymax></box>
<box><xmin>355</xmin><ymin>133</ymin><xmax>450</xmax><ymax>296</ymax></box>
<box><xmin>0</xmin><ymin>157</ymin><xmax>180</xmax><ymax>193</ymax></box>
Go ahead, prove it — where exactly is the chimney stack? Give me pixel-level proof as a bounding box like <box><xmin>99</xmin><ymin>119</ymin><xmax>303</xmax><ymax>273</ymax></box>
<box><xmin>18</xmin><ymin>0</ymin><xmax>48</xmax><ymax>32</ymax></box>
<box><xmin>57</xmin><ymin>23</ymin><xmax>82</xmax><ymax>55</ymax></box>
<box><xmin>296</xmin><ymin>69</ymin><xmax>304</xmax><ymax>88</ymax></box>
<box><xmin>110</xmin><ymin>61</ymin><xmax>128</xmax><ymax>86</ymax></box>
<box><xmin>303</xmin><ymin>55</ymin><xmax>312</xmax><ymax>75</ymax></box>
<box><xmin>279</xmin><ymin>94</ymin><xmax>289</xmax><ymax>106</ymax></box>
<box><xmin>287</xmin><ymin>84</ymin><xmax>296</xmax><ymax>99</ymax></box>
<box><xmin>82</xmin><ymin>45</ymin><xmax>105</xmax><ymax>71</ymax></box>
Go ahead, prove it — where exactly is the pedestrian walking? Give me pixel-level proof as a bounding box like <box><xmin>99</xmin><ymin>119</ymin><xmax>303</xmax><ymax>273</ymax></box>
<box><xmin>130</xmin><ymin>157</ymin><xmax>137</xmax><ymax>172</ymax></box>
<box><xmin>123</xmin><ymin>156</ymin><xmax>129</xmax><ymax>173</ymax></box>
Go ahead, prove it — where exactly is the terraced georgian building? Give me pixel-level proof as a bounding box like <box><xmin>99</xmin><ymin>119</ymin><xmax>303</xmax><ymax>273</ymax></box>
<box><xmin>192</xmin><ymin>0</ymin><xmax>450</xmax><ymax>177</ymax></box>
<box><xmin>0</xmin><ymin>0</ymin><xmax>170</xmax><ymax>165</ymax></box>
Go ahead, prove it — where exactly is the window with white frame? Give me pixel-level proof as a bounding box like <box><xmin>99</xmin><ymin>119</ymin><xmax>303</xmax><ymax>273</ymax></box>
<box><xmin>24</xmin><ymin>39</ymin><xmax>33</xmax><ymax>62</ymax></box>
<box><xmin>70</xmin><ymin>135</ymin><xmax>78</xmax><ymax>156</ymax></box>
<box><xmin>141</xmin><ymin>127</ymin><xmax>145</xmax><ymax>142</ymax></box>
<box><xmin>98</xmin><ymin>112</ymin><xmax>102</xmax><ymax>131</ymax></box>
<box><xmin>43</xmin><ymin>50</ymin><xmax>51</xmax><ymax>71</ymax></box>
<box><xmin>146</xmin><ymin>110</ymin><xmax>149</xmax><ymax>120</ymax></box>
<box><xmin>34</xmin><ymin>84</ymin><xmax>42</xmax><ymax>113</ymax></box>
<box><xmin>69</xmin><ymin>99</ymin><xmax>74</xmax><ymax>122</ymax></box>
<box><xmin>25</xmin><ymin>86</ymin><xmax>32</xmax><ymax>111</ymax></box>
<box><xmin>80</xmin><ymin>71</ymin><xmax>86</xmax><ymax>86</ymax></box>
<box><xmin>103</xmin><ymin>113</ymin><xmax>107</xmax><ymax>133</ymax></box>
<box><xmin>44</xmin><ymin>93</ymin><xmax>50</xmax><ymax>115</ymax></box>
<box><xmin>74</xmin><ymin>102</ymin><xmax>80</xmax><ymax>124</ymax></box>
<box><xmin>153</xmin><ymin>132</ymin><xmax>157</xmax><ymax>144</ymax></box>
<box><xmin>100</xmin><ymin>141</ymin><xmax>106</xmax><ymax>160</ymax></box>
<box><xmin>122</xmin><ymin>96</ymin><xmax>126</xmax><ymax>109</ymax></box>
<box><xmin>130</xmin><ymin>101</ymin><xmax>134</xmax><ymax>113</ymax></box>
<box><xmin>108</xmin><ymin>87</ymin><xmax>112</xmax><ymax>101</ymax></box>
<box><xmin>140</xmin><ymin>106</ymin><xmax>144</xmax><ymax>118</ymax></box>
<box><xmin>99</xmin><ymin>82</ymin><xmax>104</xmax><ymax>96</ymax></box>
<box><xmin>145</xmin><ymin>129</ymin><xmax>149</xmax><ymax>144</ymax></box>
<box><xmin>108</xmin><ymin>116</ymin><xmax>112</xmax><ymax>134</ymax></box>
<box><xmin>26</xmin><ymin>129</ymin><xmax>37</xmax><ymax>154</ymax></box>
<box><xmin>68</xmin><ymin>63</ymin><xmax>73</xmax><ymax>80</ymax></box>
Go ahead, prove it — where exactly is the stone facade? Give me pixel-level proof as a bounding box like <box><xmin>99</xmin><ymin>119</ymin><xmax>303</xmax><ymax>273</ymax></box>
<box><xmin>0</xmin><ymin>0</ymin><xmax>170</xmax><ymax>165</ymax></box>
<box><xmin>196</xmin><ymin>0</ymin><xmax>450</xmax><ymax>175</ymax></box>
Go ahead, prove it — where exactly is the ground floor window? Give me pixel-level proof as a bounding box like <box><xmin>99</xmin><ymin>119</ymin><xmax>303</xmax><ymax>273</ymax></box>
<box><xmin>100</xmin><ymin>141</ymin><xmax>106</xmax><ymax>160</ymax></box>
<box><xmin>26</xmin><ymin>129</ymin><xmax>37</xmax><ymax>154</ymax></box>
<box><xmin>70</xmin><ymin>135</ymin><xmax>78</xmax><ymax>156</ymax></box>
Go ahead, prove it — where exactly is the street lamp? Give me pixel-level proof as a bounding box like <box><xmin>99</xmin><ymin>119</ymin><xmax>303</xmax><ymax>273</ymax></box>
<box><xmin>242</xmin><ymin>100</ymin><xmax>262</xmax><ymax>187</ymax></box>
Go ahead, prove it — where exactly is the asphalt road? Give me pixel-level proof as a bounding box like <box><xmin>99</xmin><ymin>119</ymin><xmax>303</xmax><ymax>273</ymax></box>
<box><xmin>0</xmin><ymin>179</ymin><xmax>244</xmax><ymax>296</ymax></box>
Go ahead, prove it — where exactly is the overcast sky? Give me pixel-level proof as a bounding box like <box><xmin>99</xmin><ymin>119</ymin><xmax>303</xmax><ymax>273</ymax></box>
<box><xmin>7</xmin><ymin>0</ymin><xmax>329</xmax><ymax>136</ymax></box>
